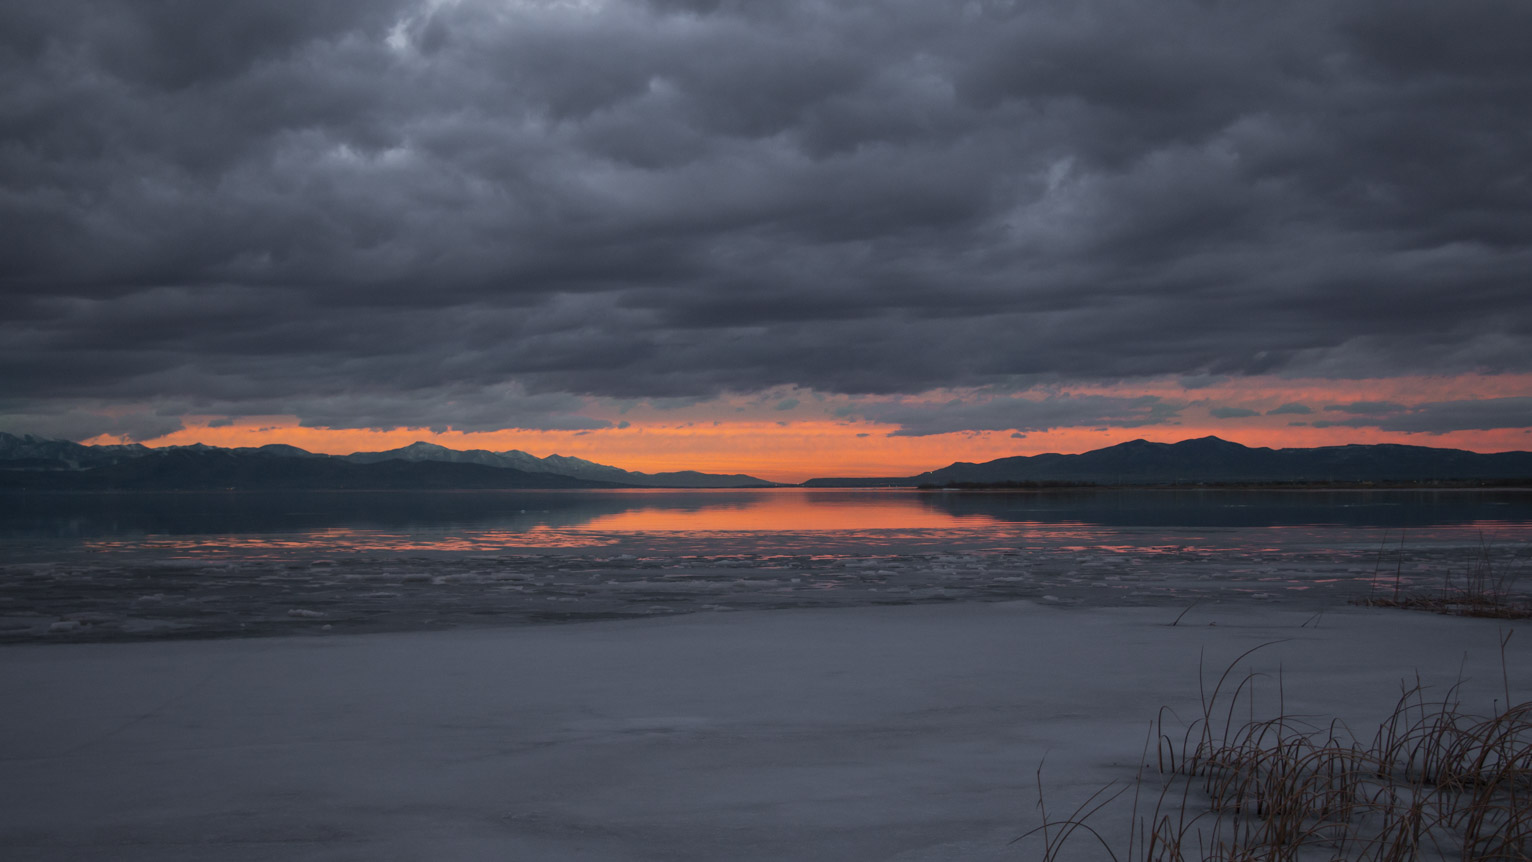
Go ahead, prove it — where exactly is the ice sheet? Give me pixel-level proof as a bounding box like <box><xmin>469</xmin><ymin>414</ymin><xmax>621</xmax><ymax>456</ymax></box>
<box><xmin>2</xmin><ymin>602</ymin><xmax>1526</xmax><ymax>861</ymax></box>
<box><xmin>8</xmin><ymin>536</ymin><xmax>1523</xmax><ymax>643</ymax></box>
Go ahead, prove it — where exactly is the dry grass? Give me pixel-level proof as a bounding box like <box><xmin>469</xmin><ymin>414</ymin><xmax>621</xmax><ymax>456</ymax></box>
<box><xmin>1356</xmin><ymin>534</ymin><xmax>1531</xmax><ymax>621</ymax></box>
<box><xmin>1022</xmin><ymin>642</ymin><xmax>1532</xmax><ymax>861</ymax></box>
<box><xmin>1358</xmin><ymin>594</ymin><xmax>1532</xmax><ymax>621</ymax></box>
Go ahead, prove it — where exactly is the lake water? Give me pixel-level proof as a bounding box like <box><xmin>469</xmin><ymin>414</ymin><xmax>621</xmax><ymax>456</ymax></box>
<box><xmin>3</xmin><ymin>488</ymin><xmax>1529</xmax><ymax>642</ymax></box>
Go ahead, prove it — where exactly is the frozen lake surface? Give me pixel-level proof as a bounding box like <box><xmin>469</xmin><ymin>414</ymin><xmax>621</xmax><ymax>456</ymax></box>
<box><xmin>3</xmin><ymin>488</ymin><xmax>1530</xmax><ymax>642</ymax></box>
<box><xmin>3</xmin><ymin>601</ymin><xmax>1528</xmax><ymax>861</ymax></box>
<box><xmin>3</xmin><ymin>489</ymin><xmax>1530</xmax><ymax>860</ymax></box>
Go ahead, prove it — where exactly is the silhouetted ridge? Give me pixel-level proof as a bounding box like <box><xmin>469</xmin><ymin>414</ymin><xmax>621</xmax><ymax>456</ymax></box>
<box><xmin>0</xmin><ymin>432</ymin><xmax>771</xmax><ymax>490</ymax></box>
<box><xmin>804</xmin><ymin>436</ymin><xmax>1532</xmax><ymax>486</ymax></box>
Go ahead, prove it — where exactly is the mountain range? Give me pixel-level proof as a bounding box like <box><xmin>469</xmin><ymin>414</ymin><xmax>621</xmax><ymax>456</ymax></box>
<box><xmin>805</xmin><ymin>436</ymin><xmax>1532</xmax><ymax>487</ymax></box>
<box><xmin>3</xmin><ymin>432</ymin><xmax>1530</xmax><ymax>491</ymax></box>
<box><xmin>0</xmin><ymin>433</ymin><xmax>771</xmax><ymax>490</ymax></box>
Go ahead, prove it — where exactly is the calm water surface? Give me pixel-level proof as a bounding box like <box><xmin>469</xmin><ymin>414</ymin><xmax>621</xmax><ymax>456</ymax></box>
<box><xmin>3</xmin><ymin>488</ymin><xmax>1529</xmax><ymax>642</ymax></box>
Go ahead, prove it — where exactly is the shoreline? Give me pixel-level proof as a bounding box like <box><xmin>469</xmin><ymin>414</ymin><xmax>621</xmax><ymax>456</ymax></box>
<box><xmin>7</xmin><ymin>481</ymin><xmax>1532</xmax><ymax>494</ymax></box>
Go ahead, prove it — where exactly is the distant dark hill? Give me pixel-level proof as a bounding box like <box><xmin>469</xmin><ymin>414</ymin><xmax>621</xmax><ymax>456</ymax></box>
<box><xmin>0</xmin><ymin>431</ymin><xmax>769</xmax><ymax>490</ymax></box>
<box><xmin>343</xmin><ymin>442</ymin><xmax>772</xmax><ymax>487</ymax></box>
<box><xmin>0</xmin><ymin>431</ymin><xmax>150</xmax><ymax>470</ymax></box>
<box><xmin>0</xmin><ymin>447</ymin><xmax>618</xmax><ymax>491</ymax></box>
<box><xmin>804</xmin><ymin>437</ymin><xmax>1532</xmax><ymax>487</ymax></box>
<box><xmin>799</xmin><ymin>477</ymin><xmax>928</xmax><ymax>488</ymax></box>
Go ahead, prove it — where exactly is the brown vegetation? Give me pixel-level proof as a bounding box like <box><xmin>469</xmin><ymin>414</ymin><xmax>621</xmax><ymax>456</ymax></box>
<box><xmin>1023</xmin><ymin>642</ymin><xmax>1531</xmax><ymax>861</ymax></box>
<box><xmin>1357</xmin><ymin>535</ymin><xmax>1531</xmax><ymax>621</ymax></box>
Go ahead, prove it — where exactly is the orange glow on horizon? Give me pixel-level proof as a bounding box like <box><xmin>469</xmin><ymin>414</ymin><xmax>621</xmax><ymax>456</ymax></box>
<box><xmin>80</xmin><ymin>420</ymin><xmax>1531</xmax><ymax>485</ymax></box>
<box><xmin>74</xmin><ymin>374</ymin><xmax>1532</xmax><ymax>483</ymax></box>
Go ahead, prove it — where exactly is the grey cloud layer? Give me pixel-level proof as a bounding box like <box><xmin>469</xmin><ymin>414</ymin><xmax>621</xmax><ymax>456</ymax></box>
<box><xmin>856</xmin><ymin>393</ymin><xmax>1183</xmax><ymax>438</ymax></box>
<box><xmin>1312</xmin><ymin>397</ymin><xmax>1532</xmax><ymax>433</ymax></box>
<box><xmin>4</xmin><ymin>0</ymin><xmax>1531</xmax><ymax>438</ymax></box>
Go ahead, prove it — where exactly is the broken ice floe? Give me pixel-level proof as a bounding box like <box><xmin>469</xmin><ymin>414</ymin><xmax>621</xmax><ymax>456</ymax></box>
<box><xmin>3</xmin><ymin>527</ymin><xmax>1527</xmax><ymax>644</ymax></box>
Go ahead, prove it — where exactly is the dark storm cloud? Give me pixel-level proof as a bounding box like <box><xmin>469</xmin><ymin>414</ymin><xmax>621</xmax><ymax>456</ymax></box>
<box><xmin>1374</xmin><ymin>398</ymin><xmax>1532</xmax><ymax>434</ymax></box>
<box><xmin>858</xmin><ymin>393</ymin><xmax>1182</xmax><ymax>438</ymax></box>
<box><xmin>1324</xmin><ymin>401</ymin><xmax>1409</xmax><ymax>416</ymax></box>
<box><xmin>1267</xmin><ymin>403</ymin><xmax>1313</xmax><ymax>416</ymax></box>
<box><xmin>1313</xmin><ymin>397</ymin><xmax>1532</xmax><ymax>434</ymax></box>
<box><xmin>3</xmin><ymin>0</ymin><xmax>1531</xmax><ymax>438</ymax></box>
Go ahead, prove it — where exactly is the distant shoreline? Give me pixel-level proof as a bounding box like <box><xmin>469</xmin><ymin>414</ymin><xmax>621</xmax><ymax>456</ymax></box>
<box><xmin>914</xmin><ymin>478</ymin><xmax>1532</xmax><ymax>491</ymax></box>
<box><xmin>800</xmin><ymin>478</ymin><xmax>1532</xmax><ymax>491</ymax></box>
<box><xmin>4</xmin><ymin>479</ymin><xmax>1532</xmax><ymax>494</ymax></box>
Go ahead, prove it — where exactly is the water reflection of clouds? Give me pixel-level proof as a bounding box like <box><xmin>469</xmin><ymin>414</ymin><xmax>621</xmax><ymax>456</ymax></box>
<box><xmin>82</xmin><ymin>528</ymin><xmax>626</xmax><ymax>557</ymax></box>
<box><xmin>570</xmin><ymin>496</ymin><xmax>997</xmax><ymax>533</ymax></box>
<box><xmin>45</xmin><ymin>489</ymin><xmax>1532</xmax><ymax>562</ymax></box>
<box><xmin>75</xmin><ymin>492</ymin><xmax>1021</xmax><ymax>557</ymax></box>
<box><xmin>77</xmin><ymin>521</ymin><xmax>1531</xmax><ymax>561</ymax></box>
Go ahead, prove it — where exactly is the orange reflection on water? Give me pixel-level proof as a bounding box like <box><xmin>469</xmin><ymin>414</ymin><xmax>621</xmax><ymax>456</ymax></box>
<box><xmin>75</xmin><ymin>491</ymin><xmax>1019</xmax><ymax>556</ymax></box>
<box><xmin>83</xmin><ymin>527</ymin><xmax>623</xmax><ymax>557</ymax></box>
<box><xmin>568</xmin><ymin>491</ymin><xmax>1001</xmax><ymax>534</ymax></box>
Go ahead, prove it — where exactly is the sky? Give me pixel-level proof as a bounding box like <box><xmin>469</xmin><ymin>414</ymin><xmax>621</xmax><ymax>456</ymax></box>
<box><xmin>3</xmin><ymin>0</ymin><xmax>1531</xmax><ymax>483</ymax></box>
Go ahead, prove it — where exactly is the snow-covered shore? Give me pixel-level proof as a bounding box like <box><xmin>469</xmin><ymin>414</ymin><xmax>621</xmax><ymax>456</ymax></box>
<box><xmin>2</xmin><ymin>601</ymin><xmax>1527</xmax><ymax>861</ymax></box>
